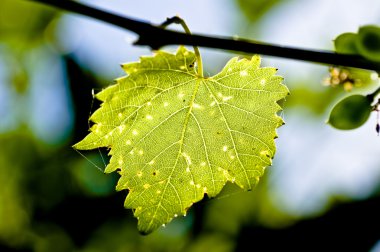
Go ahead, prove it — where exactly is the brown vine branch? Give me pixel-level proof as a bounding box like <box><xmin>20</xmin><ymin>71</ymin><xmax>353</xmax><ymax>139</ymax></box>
<box><xmin>27</xmin><ymin>0</ymin><xmax>380</xmax><ymax>72</ymax></box>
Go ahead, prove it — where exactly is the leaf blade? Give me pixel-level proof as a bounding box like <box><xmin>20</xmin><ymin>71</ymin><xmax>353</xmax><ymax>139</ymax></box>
<box><xmin>74</xmin><ymin>47</ymin><xmax>289</xmax><ymax>234</ymax></box>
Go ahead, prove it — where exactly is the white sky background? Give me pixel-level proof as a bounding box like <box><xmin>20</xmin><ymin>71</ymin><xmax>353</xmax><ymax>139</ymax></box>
<box><xmin>59</xmin><ymin>0</ymin><xmax>239</xmax><ymax>79</ymax></box>
<box><xmin>47</xmin><ymin>0</ymin><xmax>380</xmax><ymax>216</ymax></box>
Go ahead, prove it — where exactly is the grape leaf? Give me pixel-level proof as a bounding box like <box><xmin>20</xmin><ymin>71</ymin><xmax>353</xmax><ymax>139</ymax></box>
<box><xmin>73</xmin><ymin>46</ymin><xmax>289</xmax><ymax>234</ymax></box>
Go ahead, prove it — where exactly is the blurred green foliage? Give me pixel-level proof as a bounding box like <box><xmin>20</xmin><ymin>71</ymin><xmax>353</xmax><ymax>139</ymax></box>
<box><xmin>0</xmin><ymin>0</ymin><xmax>55</xmax><ymax>95</ymax></box>
<box><xmin>236</xmin><ymin>0</ymin><xmax>283</xmax><ymax>23</ymax></box>
<box><xmin>1</xmin><ymin>1</ymin><xmax>380</xmax><ymax>251</ymax></box>
<box><xmin>0</xmin><ymin>132</ymin><xmax>77</xmax><ymax>251</ymax></box>
<box><xmin>0</xmin><ymin>1</ymin><xmax>58</xmax><ymax>247</ymax></box>
<box><xmin>71</xmin><ymin>154</ymin><xmax>118</xmax><ymax>197</ymax></box>
<box><xmin>0</xmin><ymin>133</ymin><xmax>35</xmax><ymax>246</ymax></box>
<box><xmin>0</xmin><ymin>0</ymin><xmax>55</xmax><ymax>44</ymax></box>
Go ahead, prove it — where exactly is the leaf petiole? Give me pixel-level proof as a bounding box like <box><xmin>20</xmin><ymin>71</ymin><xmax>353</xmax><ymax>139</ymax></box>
<box><xmin>160</xmin><ymin>16</ymin><xmax>203</xmax><ymax>77</ymax></box>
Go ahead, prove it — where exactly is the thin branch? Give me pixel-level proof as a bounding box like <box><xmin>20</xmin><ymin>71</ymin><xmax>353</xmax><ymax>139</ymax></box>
<box><xmin>27</xmin><ymin>0</ymin><xmax>380</xmax><ymax>72</ymax></box>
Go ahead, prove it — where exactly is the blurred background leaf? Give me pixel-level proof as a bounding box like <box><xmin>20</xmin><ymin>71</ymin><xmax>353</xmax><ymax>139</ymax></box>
<box><xmin>236</xmin><ymin>0</ymin><xmax>283</xmax><ymax>23</ymax></box>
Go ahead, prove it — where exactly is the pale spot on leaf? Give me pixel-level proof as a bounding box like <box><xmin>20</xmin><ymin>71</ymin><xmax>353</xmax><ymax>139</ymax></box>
<box><xmin>260</xmin><ymin>150</ymin><xmax>270</xmax><ymax>157</ymax></box>
<box><xmin>240</xmin><ymin>70</ymin><xmax>248</xmax><ymax>76</ymax></box>
<box><xmin>146</xmin><ymin>115</ymin><xmax>153</xmax><ymax>120</ymax></box>
<box><xmin>193</xmin><ymin>103</ymin><xmax>203</xmax><ymax>109</ymax></box>
<box><xmin>143</xmin><ymin>184</ymin><xmax>150</xmax><ymax>189</ymax></box>
<box><xmin>182</xmin><ymin>152</ymin><xmax>192</xmax><ymax>165</ymax></box>
<box><xmin>118</xmin><ymin>125</ymin><xmax>125</xmax><ymax>133</ymax></box>
<box><xmin>222</xmin><ymin>96</ymin><xmax>233</xmax><ymax>102</ymax></box>
<box><xmin>178</xmin><ymin>92</ymin><xmax>185</xmax><ymax>99</ymax></box>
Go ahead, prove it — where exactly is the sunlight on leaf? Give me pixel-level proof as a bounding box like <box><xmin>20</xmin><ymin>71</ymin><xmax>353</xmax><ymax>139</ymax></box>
<box><xmin>74</xmin><ymin>46</ymin><xmax>289</xmax><ymax>234</ymax></box>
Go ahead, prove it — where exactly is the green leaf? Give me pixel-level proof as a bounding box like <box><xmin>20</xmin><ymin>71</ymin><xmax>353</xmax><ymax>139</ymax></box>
<box><xmin>355</xmin><ymin>25</ymin><xmax>380</xmax><ymax>62</ymax></box>
<box><xmin>334</xmin><ymin>32</ymin><xmax>359</xmax><ymax>55</ymax></box>
<box><xmin>74</xmin><ymin>46</ymin><xmax>289</xmax><ymax>234</ymax></box>
<box><xmin>327</xmin><ymin>94</ymin><xmax>372</xmax><ymax>130</ymax></box>
<box><xmin>236</xmin><ymin>0</ymin><xmax>282</xmax><ymax>23</ymax></box>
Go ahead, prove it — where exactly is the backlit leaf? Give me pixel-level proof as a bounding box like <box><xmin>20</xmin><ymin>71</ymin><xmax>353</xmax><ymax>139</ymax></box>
<box><xmin>74</xmin><ymin>46</ymin><xmax>289</xmax><ymax>234</ymax></box>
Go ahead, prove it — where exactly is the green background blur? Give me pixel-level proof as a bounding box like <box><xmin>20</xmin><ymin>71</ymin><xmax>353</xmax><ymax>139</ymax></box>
<box><xmin>1</xmin><ymin>0</ymin><xmax>380</xmax><ymax>251</ymax></box>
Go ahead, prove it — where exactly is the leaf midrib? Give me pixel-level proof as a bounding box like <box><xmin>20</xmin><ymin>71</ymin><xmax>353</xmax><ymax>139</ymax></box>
<box><xmin>147</xmin><ymin>77</ymin><xmax>202</xmax><ymax>231</ymax></box>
